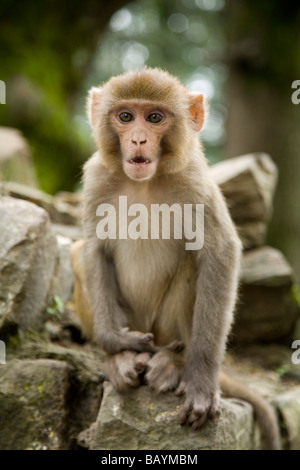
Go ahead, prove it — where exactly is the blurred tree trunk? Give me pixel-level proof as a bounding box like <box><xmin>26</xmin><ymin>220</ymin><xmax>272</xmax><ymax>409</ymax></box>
<box><xmin>224</xmin><ymin>0</ymin><xmax>300</xmax><ymax>282</ymax></box>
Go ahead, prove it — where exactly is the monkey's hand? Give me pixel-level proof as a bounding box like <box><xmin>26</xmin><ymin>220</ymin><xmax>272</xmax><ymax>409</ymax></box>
<box><xmin>145</xmin><ymin>341</ymin><xmax>185</xmax><ymax>393</ymax></box>
<box><xmin>119</xmin><ymin>327</ymin><xmax>160</xmax><ymax>353</ymax></box>
<box><xmin>102</xmin><ymin>351</ymin><xmax>151</xmax><ymax>393</ymax></box>
<box><xmin>175</xmin><ymin>379</ymin><xmax>220</xmax><ymax>429</ymax></box>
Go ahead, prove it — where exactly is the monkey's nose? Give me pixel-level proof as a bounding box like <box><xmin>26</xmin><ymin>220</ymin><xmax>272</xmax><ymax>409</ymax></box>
<box><xmin>131</xmin><ymin>130</ymin><xmax>147</xmax><ymax>145</ymax></box>
<box><xmin>131</xmin><ymin>138</ymin><xmax>147</xmax><ymax>145</ymax></box>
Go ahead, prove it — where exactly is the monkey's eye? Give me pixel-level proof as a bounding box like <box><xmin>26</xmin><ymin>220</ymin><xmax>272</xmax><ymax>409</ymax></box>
<box><xmin>119</xmin><ymin>112</ymin><xmax>133</xmax><ymax>122</ymax></box>
<box><xmin>147</xmin><ymin>113</ymin><xmax>163</xmax><ymax>123</ymax></box>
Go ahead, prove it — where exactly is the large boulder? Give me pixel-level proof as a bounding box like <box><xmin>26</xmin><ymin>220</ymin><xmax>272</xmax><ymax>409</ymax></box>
<box><xmin>0</xmin><ymin>181</ymin><xmax>81</xmax><ymax>225</ymax></box>
<box><xmin>0</xmin><ymin>127</ymin><xmax>38</xmax><ymax>187</ymax></box>
<box><xmin>0</xmin><ymin>359</ymin><xmax>70</xmax><ymax>450</ymax></box>
<box><xmin>233</xmin><ymin>246</ymin><xmax>300</xmax><ymax>344</ymax></box>
<box><xmin>85</xmin><ymin>382</ymin><xmax>257</xmax><ymax>450</ymax></box>
<box><xmin>47</xmin><ymin>234</ymin><xmax>74</xmax><ymax>305</ymax></box>
<box><xmin>209</xmin><ymin>153</ymin><xmax>278</xmax><ymax>249</ymax></box>
<box><xmin>0</xmin><ymin>197</ymin><xmax>58</xmax><ymax>333</ymax></box>
<box><xmin>0</xmin><ymin>340</ymin><xmax>105</xmax><ymax>450</ymax></box>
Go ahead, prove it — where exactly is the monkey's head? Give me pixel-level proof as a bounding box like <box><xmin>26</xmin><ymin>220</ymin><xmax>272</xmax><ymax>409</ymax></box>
<box><xmin>87</xmin><ymin>68</ymin><xmax>205</xmax><ymax>181</ymax></box>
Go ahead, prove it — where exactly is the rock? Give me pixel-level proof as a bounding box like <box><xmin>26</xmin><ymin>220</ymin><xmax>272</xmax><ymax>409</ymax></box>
<box><xmin>0</xmin><ymin>127</ymin><xmax>38</xmax><ymax>187</ymax></box>
<box><xmin>0</xmin><ymin>359</ymin><xmax>70</xmax><ymax>450</ymax></box>
<box><xmin>0</xmin><ymin>197</ymin><xmax>57</xmax><ymax>333</ymax></box>
<box><xmin>209</xmin><ymin>153</ymin><xmax>278</xmax><ymax>248</ymax></box>
<box><xmin>232</xmin><ymin>246</ymin><xmax>300</xmax><ymax>344</ymax></box>
<box><xmin>88</xmin><ymin>382</ymin><xmax>256</xmax><ymax>450</ymax></box>
<box><xmin>51</xmin><ymin>224</ymin><xmax>83</xmax><ymax>241</ymax></box>
<box><xmin>229</xmin><ymin>344</ymin><xmax>300</xmax><ymax>382</ymax></box>
<box><xmin>17</xmin><ymin>340</ymin><xmax>104</xmax><ymax>447</ymax></box>
<box><xmin>0</xmin><ymin>180</ymin><xmax>81</xmax><ymax>225</ymax></box>
<box><xmin>48</xmin><ymin>235</ymin><xmax>74</xmax><ymax>305</ymax></box>
<box><xmin>77</xmin><ymin>422</ymin><xmax>97</xmax><ymax>449</ymax></box>
<box><xmin>274</xmin><ymin>389</ymin><xmax>300</xmax><ymax>450</ymax></box>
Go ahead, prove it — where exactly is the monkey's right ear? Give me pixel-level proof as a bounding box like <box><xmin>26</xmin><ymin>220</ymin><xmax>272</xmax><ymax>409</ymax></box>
<box><xmin>87</xmin><ymin>87</ymin><xmax>103</xmax><ymax>128</ymax></box>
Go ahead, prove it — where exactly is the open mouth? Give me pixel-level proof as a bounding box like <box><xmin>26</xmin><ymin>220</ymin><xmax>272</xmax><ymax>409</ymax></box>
<box><xmin>128</xmin><ymin>156</ymin><xmax>152</xmax><ymax>165</ymax></box>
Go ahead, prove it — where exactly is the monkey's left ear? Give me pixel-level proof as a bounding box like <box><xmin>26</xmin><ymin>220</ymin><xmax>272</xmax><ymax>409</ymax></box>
<box><xmin>87</xmin><ymin>86</ymin><xmax>103</xmax><ymax>128</ymax></box>
<box><xmin>188</xmin><ymin>93</ymin><xmax>205</xmax><ymax>131</ymax></box>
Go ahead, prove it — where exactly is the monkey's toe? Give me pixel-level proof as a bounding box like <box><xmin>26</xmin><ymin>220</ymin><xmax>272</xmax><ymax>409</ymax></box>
<box><xmin>146</xmin><ymin>353</ymin><xmax>182</xmax><ymax>393</ymax></box>
<box><xmin>179</xmin><ymin>387</ymin><xmax>220</xmax><ymax>429</ymax></box>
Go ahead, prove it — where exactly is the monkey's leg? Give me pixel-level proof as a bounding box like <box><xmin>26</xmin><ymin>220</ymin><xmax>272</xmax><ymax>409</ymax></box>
<box><xmin>70</xmin><ymin>239</ymin><xmax>94</xmax><ymax>339</ymax></box>
<box><xmin>102</xmin><ymin>351</ymin><xmax>151</xmax><ymax>393</ymax></box>
<box><xmin>145</xmin><ymin>341</ymin><xmax>185</xmax><ymax>393</ymax></box>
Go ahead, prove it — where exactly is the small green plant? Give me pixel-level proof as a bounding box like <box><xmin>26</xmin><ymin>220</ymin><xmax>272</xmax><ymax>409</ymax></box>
<box><xmin>46</xmin><ymin>295</ymin><xmax>64</xmax><ymax>320</ymax></box>
<box><xmin>275</xmin><ymin>364</ymin><xmax>290</xmax><ymax>377</ymax></box>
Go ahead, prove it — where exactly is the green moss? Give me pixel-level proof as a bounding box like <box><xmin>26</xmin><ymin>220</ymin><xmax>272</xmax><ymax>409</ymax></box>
<box><xmin>291</xmin><ymin>284</ymin><xmax>300</xmax><ymax>307</ymax></box>
<box><xmin>37</xmin><ymin>381</ymin><xmax>46</xmax><ymax>394</ymax></box>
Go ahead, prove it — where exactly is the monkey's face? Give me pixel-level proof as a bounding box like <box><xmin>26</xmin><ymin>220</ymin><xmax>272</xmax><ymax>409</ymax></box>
<box><xmin>87</xmin><ymin>69</ymin><xmax>206</xmax><ymax>178</ymax></box>
<box><xmin>109</xmin><ymin>100</ymin><xmax>174</xmax><ymax>181</ymax></box>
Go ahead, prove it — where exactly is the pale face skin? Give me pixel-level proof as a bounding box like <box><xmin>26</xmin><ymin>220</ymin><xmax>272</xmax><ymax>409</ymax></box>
<box><xmin>110</xmin><ymin>100</ymin><xmax>174</xmax><ymax>181</ymax></box>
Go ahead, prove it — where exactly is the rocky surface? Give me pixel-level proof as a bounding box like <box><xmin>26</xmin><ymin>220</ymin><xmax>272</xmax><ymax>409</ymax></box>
<box><xmin>0</xmin><ymin>340</ymin><xmax>104</xmax><ymax>450</ymax></box>
<box><xmin>0</xmin><ymin>359</ymin><xmax>70</xmax><ymax>450</ymax></box>
<box><xmin>234</xmin><ymin>246</ymin><xmax>300</xmax><ymax>344</ymax></box>
<box><xmin>0</xmin><ymin>197</ymin><xmax>75</xmax><ymax>337</ymax></box>
<box><xmin>0</xmin><ymin>126</ymin><xmax>38</xmax><ymax>187</ymax></box>
<box><xmin>0</xmin><ymin>180</ymin><xmax>81</xmax><ymax>225</ymax></box>
<box><xmin>77</xmin><ymin>346</ymin><xmax>300</xmax><ymax>451</ymax></box>
<box><xmin>0</xmin><ymin>197</ymin><xmax>58</xmax><ymax>333</ymax></box>
<box><xmin>86</xmin><ymin>383</ymin><xmax>257</xmax><ymax>450</ymax></box>
<box><xmin>209</xmin><ymin>153</ymin><xmax>278</xmax><ymax>249</ymax></box>
<box><xmin>0</xmin><ymin>134</ymin><xmax>300</xmax><ymax>450</ymax></box>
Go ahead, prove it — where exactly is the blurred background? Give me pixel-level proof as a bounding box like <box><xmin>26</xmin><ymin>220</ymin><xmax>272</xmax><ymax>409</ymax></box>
<box><xmin>1</xmin><ymin>0</ymin><xmax>300</xmax><ymax>280</ymax></box>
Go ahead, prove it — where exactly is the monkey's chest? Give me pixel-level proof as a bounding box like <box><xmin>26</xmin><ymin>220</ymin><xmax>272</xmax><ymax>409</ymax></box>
<box><xmin>113</xmin><ymin>238</ymin><xmax>184</xmax><ymax>326</ymax></box>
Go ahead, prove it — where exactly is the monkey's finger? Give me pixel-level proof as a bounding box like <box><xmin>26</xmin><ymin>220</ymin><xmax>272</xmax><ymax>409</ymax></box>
<box><xmin>140</xmin><ymin>333</ymin><xmax>154</xmax><ymax>343</ymax></box>
<box><xmin>187</xmin><ymin>403</ymin><xmax>207</xmax><ymax>426</ymax></box>
<box><xmin>208</xmin><ymin>392</ymin><xmax>220</xmax><ymax>419</ymax></box>
<box><xmin>175</xmin><ymin>381</ymin><xmax>186</xmax><ymax>397</ymax></box>
<box><xmin>179</xmin><ymin>404</ymin><xmax>192</xmax><ymax>425</ymax></box>
<box><xmin>135</xmin><ymin>352</ymin><xmax>151</xmax><ymax>373</ymax></box>
<box><xmin>124</xmin><ymin>372</ymin><xmax>141</xmax><ymax>388</ymax></box>
<box><xmin>165</xmin><ymin>340</ymin><xmax>185</xmax><ymax>353</ymax></box>
<box><xmin>191</xmin><ymin>412</ymin><xmax>208</xmax><ymax>430</ymax></box>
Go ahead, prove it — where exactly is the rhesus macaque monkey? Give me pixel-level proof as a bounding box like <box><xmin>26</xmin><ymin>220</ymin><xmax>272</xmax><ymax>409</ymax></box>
<box><xmin>71</xmin><ymin>68</ymin><xmax>280</xmax><ymax>449</ymax></box>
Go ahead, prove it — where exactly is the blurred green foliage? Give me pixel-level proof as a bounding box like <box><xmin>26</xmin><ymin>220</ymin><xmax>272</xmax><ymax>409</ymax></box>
<box><xmin>0</xmin><ymin>0</ymin><xmax>129</xmax><ymax>193</ymax></box>
<box><xmin>87</xmin><ymin>0</ymin><xmax>228</xmax><ymax>165</ymax></box>
<box><xmin>0</xmin><ymin>0</ymin><xmax>225</xmax><ymax>193</ymax></box>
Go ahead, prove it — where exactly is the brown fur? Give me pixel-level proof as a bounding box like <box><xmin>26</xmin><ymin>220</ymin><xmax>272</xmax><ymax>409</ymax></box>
<box><xmin>72</xmin><ymin>68</ymin><xmax>280</xmax><ymax>449</ymax></box>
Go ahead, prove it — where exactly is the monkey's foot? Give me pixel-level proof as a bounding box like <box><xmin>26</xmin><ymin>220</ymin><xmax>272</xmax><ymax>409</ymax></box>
<box><xmin>103</xmin><ymin>351</ymin><xmax>151</xmax><ymax>393</ymax></box>
<box><xmin>175</xmin><ymin>382</ymin><xmax>220</xmax><ymax>429</ymax></box>
<box><xmin>145</xmin><ymin>342</ymin><xmax>184</xmax><ymax>393</ymax></box>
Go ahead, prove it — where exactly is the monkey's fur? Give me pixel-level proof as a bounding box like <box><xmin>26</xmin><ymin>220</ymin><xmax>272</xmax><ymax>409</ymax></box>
<box><xmin>71</xmin><ymin>68</ymin><xmax>281</xmax><ymax>450</ymax></box>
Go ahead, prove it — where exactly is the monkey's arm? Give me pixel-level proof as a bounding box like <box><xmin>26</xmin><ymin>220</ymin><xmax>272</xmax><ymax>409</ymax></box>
<box><xmin>82</xmin><ymin>156</ymin><xmax>158</xmax><ymax>355</ymax></box>
<box><xmin>84</xmin><ymin>240</ymin><xmax>158</xmax><ymax>354</ymax></box>
<box><xmin>177</xmin><ymin>185</ymin><xmax>242</xmax><ymax>428</ymax></box>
